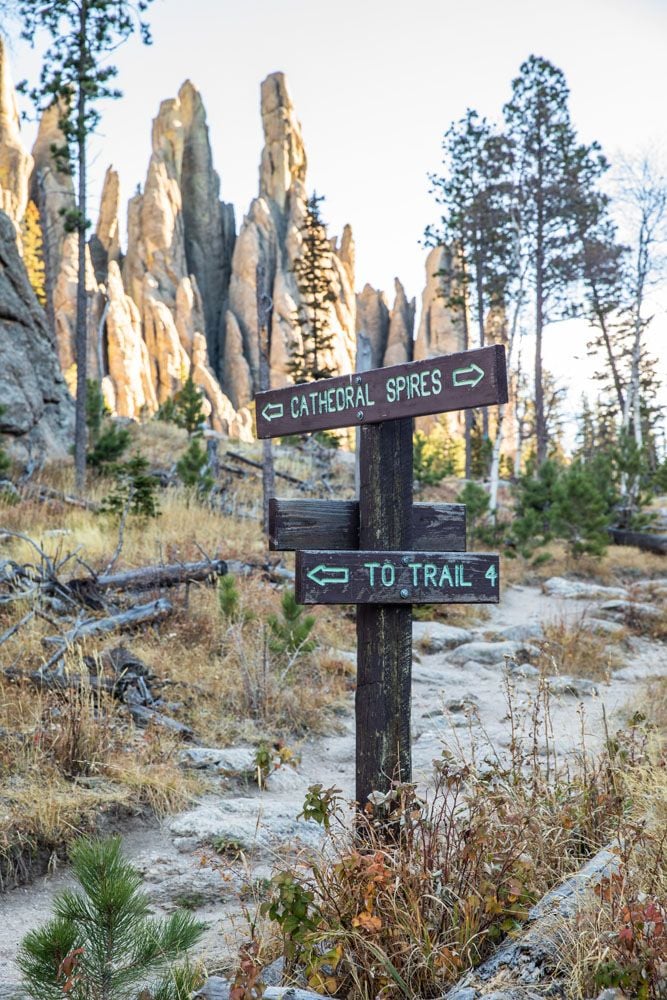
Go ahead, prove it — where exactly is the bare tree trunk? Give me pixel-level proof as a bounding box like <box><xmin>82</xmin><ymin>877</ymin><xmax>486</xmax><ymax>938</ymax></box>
<box><xmin>257</xmin><ymin>263</ymin><xmax>275</xmax><ymax>534</ymax></box>
<box><xmin>73</xmin><ymin>0</ymin><xmax>88</xmax><ymax>493</ymax></box>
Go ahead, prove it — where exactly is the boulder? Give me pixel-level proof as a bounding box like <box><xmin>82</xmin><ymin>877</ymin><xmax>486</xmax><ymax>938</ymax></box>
<box><xmin>546</xmin><ymin>676</ymin><xmax>599</xmax><ymax>697</ymax></box>
<box><xmin>169</xmin><ymin>797</ymin><xmax>322</xmax><ymax>852</ymax></box>
<box><xmin>412</xmin><ymin>620</ymin><xmax>473</xmax><ymax>652</ymax></box>
<box><xmin>495</xmin><ymin>623</ymin><xmax>544</xmax><ymax>642</ymax></box>
<box><xmin>597</xmin><ymin>599</ymin><xmax>663</xmax><ymax>624</ymax></box>
<box><xmin>542</xmin><ymin>577</ymin><xmax>627</xmax><ymax>600</ymax></box>
<box><xmin>447</xmin><ymin>640</ymin><xmax>537</xmax><ymax>666</ymax></box>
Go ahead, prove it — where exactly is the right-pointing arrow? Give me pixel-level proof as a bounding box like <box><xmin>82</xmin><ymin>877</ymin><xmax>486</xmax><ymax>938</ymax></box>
<box><xmin>452</xmin><ymin>363</ymin><xmax>485</xmax><ymax>388</ymax></box>
<box><xmin>306</xmin><ymin>564</ymin><xmax>350</xmax><ymax>587</ymax></box>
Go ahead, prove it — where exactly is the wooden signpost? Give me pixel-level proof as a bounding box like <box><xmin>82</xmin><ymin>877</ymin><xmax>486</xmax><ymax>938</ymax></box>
<box><xmin>255</xmin><ymin>344</ymin><xmax>508</xmax><ymax>808</ymax></box>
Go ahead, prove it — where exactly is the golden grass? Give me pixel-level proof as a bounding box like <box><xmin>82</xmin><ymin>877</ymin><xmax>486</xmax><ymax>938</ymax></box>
<box><xmin>538</xmin><ymin>613</ymin><xmax>626</xmax><ymax>680</ymax></box>
<box><xmin>501</xmin><ymin>541</ymin><xmax>666</xmax><ymax>589</ymax></box>
<box><xmin>0</xmin><ymin>424</ymin><xmax>359</xmax><ymax>872</ymax></box>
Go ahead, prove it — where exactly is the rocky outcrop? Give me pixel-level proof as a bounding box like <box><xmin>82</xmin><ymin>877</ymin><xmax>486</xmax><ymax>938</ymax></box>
<box><xmin>414</xmin><ymin>245</ymin><xmax>465</xmax><ymax>362</ymax></box>
<box><xmin>0</xmin><ymin>210</ymin><xmax>73</xmax><ymax>462</ymax></box>
<box><xmin>123</xmin><ymin>81</ymin><xmax>234</xmax><ymax>368</ymax></box>
<box><xmin>90</xmin><ymin>165</ymin><xmax>121</xmax><ymax>281</ymax></box>
<box><xmin>29</xmin><ymin>101</ymin><xmax>75</xmax><ymax>326</ymax></box>
<box><xmin>385</xmin><ymin>279</ymin><xmax>415</xmax><ymax>366</ymax></box>
<box><xmin>356</xmin><ymin>278</ymin><xmax>414</xmax><ymax>371</ymax></box>
<box><xmin>0</xmin><ymin>39</ymin><xmax>32</xmax><ymax>236</ymax></box>
<box><xmin>224</xmin><ymin>72</ymin><xmax>356</xmax><ymax>408</ymax></box>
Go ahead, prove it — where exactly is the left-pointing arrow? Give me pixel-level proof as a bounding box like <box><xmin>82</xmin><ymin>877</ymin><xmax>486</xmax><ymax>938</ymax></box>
<box><xmin>306</xmin><ymin>564</ymin><xmax>350</xmax><ymax>587</ymax></box>
<box><xmin>261</xmin><ymin>402</ymin><xmax>284</xmax><ymax>422</ymax></box>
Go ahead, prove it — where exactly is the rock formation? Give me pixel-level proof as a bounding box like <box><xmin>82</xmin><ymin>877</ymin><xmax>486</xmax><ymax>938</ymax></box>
<box><xmin>0</xmin><ymin>209</ymin><xmax>74</xmax><ymax>462</ymax></box>
<box><xmin>356</xmin><ymin>279</ymin><xmax>415</xmax><ymax>370</ymax></box>
<box><xmin>90</xmin><ymin>166</ymin><xmax>121</xmax><ymax>281</ymax></box>
<box><xmin>224</xmin><ymin>72</ymin><xmax>356</xmax><ymax>408</ymax></box>
<box><xmin>0</xmin><ymin>39</ymin><xmax>32</xmax><ymax>235</ymax></box>
<box><xmin>413</xmin><ymin>245</ymin><xmax>465</xmax><ymax>362</ymax></box>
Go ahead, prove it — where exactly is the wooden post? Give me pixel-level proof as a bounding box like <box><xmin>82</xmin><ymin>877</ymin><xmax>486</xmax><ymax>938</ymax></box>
<box><xmin>256</xmin><ymin>263</ymin><xmax>275</xmax><ymax>534</ymax></box>
<box><xmin>355</xmin><ymin>417</ymin><xmax>413</xmax><ymax>807</ymax></box>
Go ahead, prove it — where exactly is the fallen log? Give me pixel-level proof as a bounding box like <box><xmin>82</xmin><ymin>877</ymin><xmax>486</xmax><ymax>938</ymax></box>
<box><xmin>226</xmin><ymin>449</ymin><xmax>305</xmax><ymax>486</ymax></box>
<box><xmin>23</xmin><ymin>483</ymin><xmax>100</xmax><ymax>512</ymax></box>
<box><xmin>126</xmin><ymin>703</ymin><xmax>195</xmax><ymax>739</ymax></box>
<box><xmin>42</xmin><ymin>598</ymin><xmax>173</xmax><ymax>650</ymax></box>
<box><xmin>69</xmin><ymin>558</ymin><xmax>228</xmax><ymax>596</ymax></box>
<box><xmin>609</xmin><ymin>527</ymin><xmax>667</xmax><ymax>554</ymax></box>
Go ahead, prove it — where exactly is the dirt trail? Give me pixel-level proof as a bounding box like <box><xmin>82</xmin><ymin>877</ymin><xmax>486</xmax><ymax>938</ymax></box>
<box><xmin>1</xmin><ymin>583</ymin><xmax>664</xmax><ymax>993</ymax></box>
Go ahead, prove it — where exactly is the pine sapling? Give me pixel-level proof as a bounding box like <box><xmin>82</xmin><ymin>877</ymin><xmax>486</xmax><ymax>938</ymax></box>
<box><xmin>17</xmin><ymin>836</ymin><xmax>204</xmax><ymax>1000</ymax></box>
<box><xmin>267</xmin><ymin>589</ymin><xmax>316</xmax><ymax>670</ymax></box>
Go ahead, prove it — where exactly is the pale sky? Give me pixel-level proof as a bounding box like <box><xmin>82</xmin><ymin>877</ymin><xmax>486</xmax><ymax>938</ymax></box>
<box><xmin>3</xmin><ymin>0</ymin><xmax>667</xmax><ymax>435</ymax></box>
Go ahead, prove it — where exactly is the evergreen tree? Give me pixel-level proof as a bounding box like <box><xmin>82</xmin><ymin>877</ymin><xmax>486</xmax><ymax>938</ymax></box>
<box><xmin>14</xmin><ymin>0</ymin><xmax>156</xmax><ymax>491</ymax></box>
<box><xmin>18</xmin><ymin>836</ymin><xmax>203</xmax><ymax>1000</ymax></box>
<box><xmin>176</xmin><ymin>438</ymin><xmax>213</xmax><ymax>496</ymax></box>
<box><xmin>20</xmin><ymin>200</ymin><xmax>46</xmax><ymax>307</ymax></box>
<box><xmin>427</xmin><ymin>110</ymin><xmax>514</xmax><ymax>473</ymax></box>
<box><xmin>552</xmin><ymin>461</ymin><xmax>610</xmax><ymax>557</ymax></box>
<box><xmin>503</xmin><ymin>56</ymin><xmax>605</xmax><ymax>465</ymax></box>
<box><xmin>267</xmin><ymin>590</ymin><xmax>316</xmax><ymax>660</ymax></box>
<box><xmin>174</xmin><ymin>375</ymin><xmax>207</xmax><ymax>436</ymax></box>
<box><xmin>289</xmin><ymin>192</ymin><xmax>337</xmax><ymax>383</ymax></box>
<box><xmin>86</xmin><ymin>380</ymin><xmax>130</xmax><ymax>473</ymax></box>
<box><xmin>101</xmin><ymin>455</ymin><xmax>160</xmax><ymax>519</ymax></box>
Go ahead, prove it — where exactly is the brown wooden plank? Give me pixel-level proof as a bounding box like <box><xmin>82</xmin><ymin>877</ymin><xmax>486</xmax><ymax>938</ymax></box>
<box><xmin>355</xmin><ymin>418</ymin><xmax>413</xmax><ymax>806</ymax></box>
<box><xmin>268</xmin><ymin>498</ymin><xmax>466</xmax><ymax>552</ymax></box>
<box><xmin>255</xmin><ymin>344</ymin><xmax>508</xmax><ymax>438</ymax></box>
<box><xmin>296</xmin><ymin>550</ymin><xmax>500</xmax><ymax>605</ymax></box>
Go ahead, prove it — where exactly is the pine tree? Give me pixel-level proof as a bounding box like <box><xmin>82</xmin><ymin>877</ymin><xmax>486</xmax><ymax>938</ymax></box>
<box><xmin>20</xmin><ymin>200</ymin><xmax>46</xmax><ymax>307</ymax></box>
<box><xmin>503</xmin><ymin>56</ymin><xmax>604</xmax><ymax>465</ymax></box>
<box><xmin>427</xmin><ymin>110</ymin><xmax>514</xmax><ymax>474</ymax></box>
<box><xmin>174</xmin><ymin>375</ymin><xmax>207</xmax><ymax>436</ymax></box>
<box><xmin>267</xmin><ymin>590</ymin><xmax>316</xmax><ymax>659</ymax></box>
<box><xmin>552</xmin><ymin>461</ymin><xmax>610</xmax><ymax>557</ymax></box>
<box><xmin>14</xmin><ymin>0</ymin><xmax>156</xmax><ymax>491</ymax></box>
<box><xmin>101</xmin><ymin>455</ymin><xmax>160</xmax><ymax>519</ymax></box>
<box><xmin>18</xmin><ymin>836</ymin><xmax>204</xmax><ymax>1000</ymax></box>
<box><xmin>289</xmin><ymin>192</ymin><xmax>338</xmax><ymax>383</ymax></box>
<box><xmin>176</xmin><ymin>438</ymin><xmax>213</xmax><ymax>495</ymax></box>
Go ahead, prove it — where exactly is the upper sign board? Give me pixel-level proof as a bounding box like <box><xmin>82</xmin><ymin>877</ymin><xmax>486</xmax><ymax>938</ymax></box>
<box><xmin>255</xmin><ymin>345</ymin><xmax>508</xmax><ymax>439</ymax></box>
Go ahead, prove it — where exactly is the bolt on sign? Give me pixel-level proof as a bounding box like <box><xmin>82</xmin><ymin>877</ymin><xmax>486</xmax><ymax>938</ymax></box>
<box><xmin>255</xmin><ymin>344</ymin><xmax>508</xmax><ymax>812</ymax></box>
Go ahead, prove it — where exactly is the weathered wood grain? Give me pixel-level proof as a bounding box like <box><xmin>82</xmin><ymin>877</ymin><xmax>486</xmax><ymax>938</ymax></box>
<box><xmin>355</xmin><ymin>418</ymin><xmax>413</xmax><ymax>806</ymax></box>
<box><xmin>269</xmin><ymin>498</ymin><xmax>466</xmax><ymax>551</ymax></box>
<box><xmin>255</xmin><ymin>344</ymin><xmax>508</xmax><ymax>438</ymax></box>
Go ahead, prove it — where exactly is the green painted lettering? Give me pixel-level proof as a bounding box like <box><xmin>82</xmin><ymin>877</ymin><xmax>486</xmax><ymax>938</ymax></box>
<box><xmin>438</xmin><ymin>565</ymin><xmax>453</xmax><ymax>587</ymax></box>
<box><xmin>335</xmin><ymin>387</ymin><xmax>345</xmax><ymax>411</ymax></box>
<box><xmin>424</xmin><ymin>564</ymin><xmax>437</xmax><ymax>587</ymax></box>
<box><xmin>395</xmin><ymin>374</ymin><xmax>407</xmax><ymax>399</ymax></box>
<box><xmin>408</xmin><ymin>562</ymin><xmax>422</xmax><ymax>585</ymax></box>
<box><xmin>381</xmin><ymin>563</ymin><xmax>395</xmax><ymax>586</ymax></box>
<box><xmin>419</xmin><ymin>371</ymin><xmax>431</xmax><ymax>396</ymax></box>
<box><xmin>385</xmin><ymin>377</ymin><xmax>396</xmax><ymax>402</ymax></box>
<box><xmin>327</xmin><ymin>388</ymin><xmax>335</xmax><ymax>412</ymax></box>
<box><xmin>354</xmin><ymin>385</ymin><xmax>366</xmax><ymax>407</ymax></box>
<box><xmin>431</xmin><ymin>369</ymin><xmax>442</xmax><ymax>394</ymax></box>
<box><xmin>291</xmin><ymin>396</ymin><xmax>299</xmax><ymax>418</ymax></box>
<box><xmin>409</xmin><ymin>372</ymin><xmax>420</xmax><ymax>396</ymax></box>
<box><xmin>300</xmin><ymin>395</ymin><xmax>310</xmax><ymax>417</ymax></box>
<box><xmin>456</xmin><ymin>564</ymin><xmax>472</xmax><ymax>587</ymax></box>
<box><xmin>345</xmin><ymin>385</ymin><xmax>355</xmax><ymax>408</ymax></box>
<box><xmin>364</xmin><ymin>384</ymin><xmax>375</xmax><ymax>406</ymax></box>
<box><xmin>364</xmin><ymin>562</ymin><xmax>380</xmax><ymax>586</ymax></box>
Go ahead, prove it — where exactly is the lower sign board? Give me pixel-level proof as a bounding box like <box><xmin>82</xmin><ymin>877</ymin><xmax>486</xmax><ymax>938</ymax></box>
<box><xmin>295</xmin><ymin>550</ymin><xmax>500</xmax><ymax>605</ymax></box>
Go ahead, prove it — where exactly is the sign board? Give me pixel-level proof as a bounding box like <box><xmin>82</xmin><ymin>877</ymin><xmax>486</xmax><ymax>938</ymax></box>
<box><xmin>268</xmin><ymin>499</ymin><xmax>466</xmax><ymax>552</ymax></box>
<box><xmin>295</xmin><ymin>550</ymin><xmax>499</xmax><ymax>605</ymax></box>
<box><xmin>255</xmin><ymin>344</ymin><xmax>508</xmax><ymax>439</ymax></box>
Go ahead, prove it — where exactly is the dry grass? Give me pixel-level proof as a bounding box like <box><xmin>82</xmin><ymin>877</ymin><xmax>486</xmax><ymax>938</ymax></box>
<box><xmin>501</xmin><ymin>542</ymin><xmax>666</xmax><ymax>589</ymax></box>
<box><xmin>538</xmin><ymin>613</ymin><xmax>626</xmax><ymax>680</ymax></box>
<box><xmin>235</xmin><ymin>680</ymin><xmax>650</xmax><ymax>999</ymax></box>
<box><xmin>0</xmin><ymin>424</ymin><xmax>358</xmax><ymax>881</ymax></box>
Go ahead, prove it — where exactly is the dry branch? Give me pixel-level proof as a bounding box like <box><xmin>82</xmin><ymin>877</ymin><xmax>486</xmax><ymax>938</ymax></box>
<box><xmin>70</xmin><ymin>558</ymin><xmax>228</xmax><ymax>595</ymax></box>
<box><xmin>42</xmin><ymin>598</ymin><xmax>173</xmax><ymax>650</ymax></box>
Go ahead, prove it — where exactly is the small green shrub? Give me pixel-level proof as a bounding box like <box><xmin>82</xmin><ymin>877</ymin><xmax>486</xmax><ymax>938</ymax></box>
<box><xmin>456</xmin><ymin>481</ymin><xmax>490</xmax><ymax>545</ymax></box>
<box><xmin>101</xmin><ymin>454</ymin><xmax>160</xmax><ymax>519</ymax></box>
<box><xmin>17</xmin><ymin>836</ymin><xmax>204</xmax><ymax>1000</ymax></box>
<box><xmin>413</xmin><ymin>429</ymin><xmax>458</xmax><ymax>485</ymax></box>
